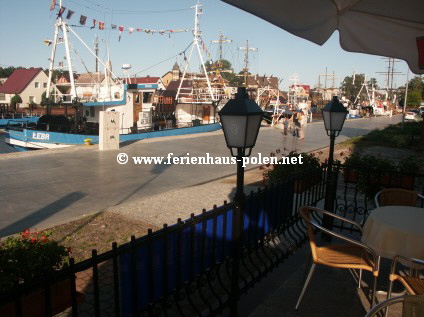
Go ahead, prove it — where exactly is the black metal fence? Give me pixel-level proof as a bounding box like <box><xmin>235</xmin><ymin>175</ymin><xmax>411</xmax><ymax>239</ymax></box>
<box><xmin>1</xmin><ymin>164</ymin><xmax>423</xmax><ymax>317</ymax></box>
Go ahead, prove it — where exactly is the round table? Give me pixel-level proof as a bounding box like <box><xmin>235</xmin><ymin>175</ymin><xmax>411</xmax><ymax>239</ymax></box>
<box><xmin>362</xmin><ymin>206</ymin><xmax>424</xmax><ymax>259</ymax></box>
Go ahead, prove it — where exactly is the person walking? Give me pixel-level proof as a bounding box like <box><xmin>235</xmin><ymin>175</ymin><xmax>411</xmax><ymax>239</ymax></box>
<box><xmin>299</xmin><ymin>111</ymin><xmax>308</xmax><ymax>140</ymax></box>
<box><xmin>292</xmin><ymin>112</ymin><xmax>299</xmax><ymax>137</ymax></box>
<box><xmin>283</xmin><ymin>116</ymin><xmax>289</xmax><ymax>136</ymax></box>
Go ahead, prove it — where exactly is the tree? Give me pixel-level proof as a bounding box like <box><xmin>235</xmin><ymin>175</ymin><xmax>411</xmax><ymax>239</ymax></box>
<box><xmin>222</xmin><ymin>72</ymin><xmax>243</xmax><ymax>87</ymax></box>
<box><xmin>206</xmin><ymin>59</ymin><xmax>232</xmax><ymax>72</ymax></box>
<box><xmin>10</xmin><ymin>94</ymin><xmax>22</xmax><ymax>111</ymax></box>
<box><xmin>0</xmin><ymin>66</ymin><xmax>24</xmax><ymax>78</ymax></box>
<box><xmin>406</xmin><ymin>76</ymin><xmax>423</xmax><ymax>107</ymax></box>
<box><xmin>367</xmin><ymin>77</ymin><xmax>378</xmax><ymax>90</ymax></box>
<box><xmin>340</xmin><ymin>74</ymin><xmax>366</xmax><ymax>102</ymax></box>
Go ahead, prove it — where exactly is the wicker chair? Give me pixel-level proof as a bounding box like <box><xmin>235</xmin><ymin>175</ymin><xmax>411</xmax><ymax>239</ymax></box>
<box><xmin>374</xmin><ymin>188</ymin><xmax>424</xmax><ymax>207</ymax></box>
<box><xmin>364</xmin><ymin>295</ymin><xmax>424</xmax><ymax>317</ymax></box>
<box><xmin>296</xmin><ymin>206</ymin><xmax>380</xmax><ymax>310</ymax></box>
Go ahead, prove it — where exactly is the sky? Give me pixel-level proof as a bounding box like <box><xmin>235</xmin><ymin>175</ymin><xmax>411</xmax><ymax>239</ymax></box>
<box><xmin>0</xmin><ymin>0</ymin><xmax>413</xmax><ymax>92</ymax></box>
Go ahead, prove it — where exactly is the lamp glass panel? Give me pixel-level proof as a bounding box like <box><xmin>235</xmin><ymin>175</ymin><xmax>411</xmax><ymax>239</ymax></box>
<box><xmin>220</xmin><ymin>115</ymin><xmax>247</xmax><ymax>148</ymax></box>
<box><xmin>332</xmin><ymin>112</ymin><xmax>347</xmax><ymax>131</ymax></box>
<box><xmin>245</xmin><ymin>114</ymin><xmax>262</xmax><ymax>148</ymax></box>
<box><xmin>323</xmin><ymin>110</ymin><xmax>331</xmax><ymax>131</ymax></box>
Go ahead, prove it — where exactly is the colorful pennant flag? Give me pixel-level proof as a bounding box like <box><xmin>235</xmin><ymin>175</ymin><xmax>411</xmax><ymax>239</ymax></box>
<box><xmin>129</xmin><ymin>27</ymin><xmax>134</xmax><ymax>34</ymax></box>
<box><xmin>111</xmin><ymin>24</ymin><xmax>117</xmax><ymax>30</ymax></box>
<box><xmin>79</xmin><ymin>15</ymin><xmax>87</xmax><ymax>25</ymax></box>
<box><xmin>66</xmin><ymin>10</ymin><xmax>74</xmax><ymax>19</ymax></box>
<box><xmin>50</xmin><ymin>0</ymin><xmax>56</xmax><ymax>11</ymax></box>
<box><xmin>57</xmin><ymin>6</ymin><xmax>65</xmax><ymax>19</ymax></box>
<box><xmin>99</xmin><ymin>22</ymin><xmax>105</xmax><ymax>30</ymax></box>
<box><xmin>118</xmin><ymin>26</ymin><xmax>124</xmax><ymax>41</ymax></box>
<box><xmin>91</xmin><ymin>19</ymin><xmax>97</xmax><ymax>29</ymax></box>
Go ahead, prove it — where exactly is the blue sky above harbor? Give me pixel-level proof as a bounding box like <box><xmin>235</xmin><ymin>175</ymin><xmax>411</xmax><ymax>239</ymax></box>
<box><xmin>0</xmin><ymin>0</ymin><xmax>412</xmax><ymax>91</ymax></box>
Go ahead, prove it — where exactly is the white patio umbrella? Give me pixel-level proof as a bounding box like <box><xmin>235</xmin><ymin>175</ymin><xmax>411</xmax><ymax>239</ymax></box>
<box><xmin>221</xmin><ymin>0</ymin><xmax>424</xmax><ymax>74</ymax></box>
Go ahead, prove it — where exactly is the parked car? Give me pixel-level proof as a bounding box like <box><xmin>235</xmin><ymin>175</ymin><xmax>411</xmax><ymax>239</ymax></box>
<box><xmin>404</xmin><ymin>110</ymin><xmax>419</xmax><ymax>120</ymax></box>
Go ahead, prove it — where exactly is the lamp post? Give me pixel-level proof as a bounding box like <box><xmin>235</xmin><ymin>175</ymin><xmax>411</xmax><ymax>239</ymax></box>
<box><xmin>218</xmin><ymin>87</ymin><xmax>263</xmax><ymax>316</ymax></box>
<box><xmin>322</xmin><ymin>96</ymin><xmax>348</xmax><ymax>231</ymax></box>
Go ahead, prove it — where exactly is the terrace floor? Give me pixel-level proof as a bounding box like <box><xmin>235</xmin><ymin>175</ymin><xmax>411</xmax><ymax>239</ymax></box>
<box><xmin>237</xmin><ymin>241</ymin><xmax>404</xmax><ymax>317</ymax></box>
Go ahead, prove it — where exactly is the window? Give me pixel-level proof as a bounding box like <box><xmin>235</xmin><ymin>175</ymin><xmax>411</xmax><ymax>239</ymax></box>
<box><xmin>0</xmin><ymin>93</ymin><xmax>5</xmax><ymax>101</ymax></box>
<box><xmin>143</xmin><ymin>92</ymin><xmax>153</xmax><ymax>103</ymax></box>
<box><xmin>90</xmin><ymin>107</ymin><xmax>95</xmax><ymax>117</ymax></box>
<box><xmin>135</xmin><ymin>94</ymin><xmax>140</xmax><ymax>103</ymax></box>
<box><xmin>29</xmin><ymin>96</ymin><xmax>35</xmax><ymax>103</ymax></box>
<box><xmin>35</xmin><ymin>82</ymin><xmax>39</xmax><ymax>88</ymax></box>
<box><xmin>43</xmin><ymin>83</ymin><xmax>47</xmax><ymax>88</ymax></box>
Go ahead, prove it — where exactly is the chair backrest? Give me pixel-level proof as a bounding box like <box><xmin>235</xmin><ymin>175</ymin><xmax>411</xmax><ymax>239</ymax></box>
<box><xmin>378</xmin><ymin>188</ymin><xmax>418</xmax><ymax>207</ymax></box>
<box><xmin>364</xmin><ymin>295</ymin><xmax>424</xmax><ymax>317</ymax></box>
<box><xmin>298</xmin><ymin>206</ymin><xmax>318</xmax><ymax>262</ymax></box>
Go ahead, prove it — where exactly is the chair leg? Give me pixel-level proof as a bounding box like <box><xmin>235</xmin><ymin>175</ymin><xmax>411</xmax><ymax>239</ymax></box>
<box><xmin>384</xmin><ymin>279</ymin><xmax>395</xmax><ymax>317</ymax></box>
<box><xmin>295</xmin><ymin>263</ymin><xmax>316</xmax><ymax>310</ymax></box>
<box><xmin>358</xmin><ymin>269</ymin><xmax>363</xmax><ymax>289</ymax></box>
<box><xmin>300</xmin><ymin>253</ymin><xmax>312</xmax><ymax>285</ymax></box>
<box><xmin>371</xmin><ymin>275</ymin><xmax>378</xmax><ymax>308</ymax></box>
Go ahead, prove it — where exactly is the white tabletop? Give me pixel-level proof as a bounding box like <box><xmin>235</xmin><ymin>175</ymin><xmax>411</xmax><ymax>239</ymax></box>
<box><xmin>362</xmin><ymin>206</ymin><xmax>424</xmax><ymax>259</ymax></box>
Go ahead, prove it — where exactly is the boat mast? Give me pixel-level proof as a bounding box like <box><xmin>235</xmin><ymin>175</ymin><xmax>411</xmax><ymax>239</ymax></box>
<box><xmin>239</xmin><ymin>40</ymin><xmax>257</xmax><ymax>87</ymax></box>
<box><xmin>46</xmin><ymin>0</ymin><xmax>77</xmax><ymax>101</ymax></box>
<box><xmin>176</xmin><ymin>1</ymin><xmax>215</xmax><ymax>102</ymax></box>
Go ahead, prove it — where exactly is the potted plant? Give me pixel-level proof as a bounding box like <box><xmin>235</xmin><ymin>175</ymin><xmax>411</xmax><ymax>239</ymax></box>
<box><xmin>0</xmin><ymin>229</ymin><xmax>82</xmax><ymax>316</ymax></box>
<box><xmin>263</xmin><ymin>151</ymin><xmax>322</xmax><ymax>193</ymax></box>
<box><xmin>343</xmin><ymin>152</ymin><xmax>418</xmax><ymax>198</ymax></box>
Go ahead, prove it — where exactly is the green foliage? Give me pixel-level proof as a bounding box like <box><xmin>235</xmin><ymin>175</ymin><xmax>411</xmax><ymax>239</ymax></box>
<box><xmin>344</xmin><ymin>152</ymin><xmax>420</xmax><ymax>198</ymax></box>
<box><xmin>340</xmin><ymin>74</ymin><xmax>366</xmax><ymax>102</ymax></box>
<box><xmin>206</xmin><ymin>59</ymin><xmax>232</xmax><ymax>72</ymax></box>
<box><xmin>0</xmin><ymin>66</ymin><xmax>24</xmax><ymax>78</ymax></box>
<box><xmin>406</xmin><ymin>76</ymin><xmax>423</xmax><ymax>107</ymax></box>
<box><xmin>0</xmin><ymin>229</ymin><xmax>70</xmax><ymax>292</ymax></box>
<box><xmin>263</xmin><ymin>151</ymin><xmax>321</xmax><ymax>185</ymax></box>
<box><xmin>361</xmin><ymin>122</ymin><xmax>421</xmax><ymax>148</ymax></box>
<box><xmin>222</xmin><ymin>72</ymin><xmax>243</xmax><ymax>87</ymax></box>
<box><xmin>10</xmin><ymin>94</ymin><xmax>22</xmax><ymax>106</ymax></box>
<box><xmin>407</xmin><ymin>90</ymin><xmax>421</xmax><ymax>107</ymax></box>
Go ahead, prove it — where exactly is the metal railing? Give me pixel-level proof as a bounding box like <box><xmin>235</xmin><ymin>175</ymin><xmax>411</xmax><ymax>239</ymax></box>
<box><xmin>1</xmin><ymin>165</ymin><xmax>422</xmax><ymax>316</ymax></box>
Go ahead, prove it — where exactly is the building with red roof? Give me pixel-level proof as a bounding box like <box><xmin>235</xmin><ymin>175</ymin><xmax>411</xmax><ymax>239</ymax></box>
<box><xmin>0</xmin><ymin>68</ymin><xmax>49</xmax><ymax>110</ymax></box>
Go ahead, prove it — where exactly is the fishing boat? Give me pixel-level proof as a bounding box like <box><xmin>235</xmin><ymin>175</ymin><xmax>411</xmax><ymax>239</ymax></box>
<box><xmin>0</xmin><ymin>113</ymin><xmax>40</xmax><ymax>129</ymax></box>
<box><xmin>4</xmin><ymin>1</ymin><xmax>221</xmax><ymax>151</ymax></box>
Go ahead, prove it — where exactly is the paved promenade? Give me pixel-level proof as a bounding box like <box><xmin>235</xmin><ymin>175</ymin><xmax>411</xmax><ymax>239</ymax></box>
<box><xmin>0</xmin><ymin>116</ymin><xmax>401</xmax><ymax>236</ymax></box>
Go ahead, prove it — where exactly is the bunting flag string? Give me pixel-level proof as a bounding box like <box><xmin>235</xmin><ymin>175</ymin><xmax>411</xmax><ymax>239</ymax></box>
<box><xmin>52</xmin><ymin>5</ymin><xmax>189</xmax><ymax>41</ymax></box>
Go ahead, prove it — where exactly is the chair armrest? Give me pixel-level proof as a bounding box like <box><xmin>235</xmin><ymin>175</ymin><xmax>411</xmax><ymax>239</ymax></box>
<box><xmin>391</xmin><ymin>255</ymin><xmax>424</xmax><ymax>274</ymax></box>
<box><xmin>310</xmin><ymin>206</ymin><xmax>364</xmax><ymax>234</ymax></box>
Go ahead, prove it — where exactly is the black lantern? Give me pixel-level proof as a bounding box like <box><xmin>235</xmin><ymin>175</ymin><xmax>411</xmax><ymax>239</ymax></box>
<box><xmin>322</xmin><ymin>96</ymin><xmax>347</xmax><ymax>235</ymax></box>
<box><xmin>218</xmin><ymin>87</ymin><xmax>263</xmax><ymax>316</ymax></box>
<box><xmin>218</xmin><ymin>87</ymin><xmax>263</xmax><ymax>157</ymax></box>
<box><xmin>322</xmin><ymin>96</ymin><xmax>348</xmax><ymax>136</ymax></box>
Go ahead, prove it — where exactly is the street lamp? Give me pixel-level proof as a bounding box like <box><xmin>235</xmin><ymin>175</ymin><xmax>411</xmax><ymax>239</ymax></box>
<box><xmin>322</xmin><ymin>96</ymin><xmax>348</xmax><ymax>231</ymax></box>
<box><xmin>218</xmin><ymin>87</ymin><xmax>263</xmax><ymax>316</ymax></box>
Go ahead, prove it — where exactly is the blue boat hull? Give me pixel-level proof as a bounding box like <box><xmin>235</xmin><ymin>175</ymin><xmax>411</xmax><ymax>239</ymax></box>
<box><xmin>4</xmin><ymin>123</ymin><xmax>221</xmax><ymax>151</ymax></box>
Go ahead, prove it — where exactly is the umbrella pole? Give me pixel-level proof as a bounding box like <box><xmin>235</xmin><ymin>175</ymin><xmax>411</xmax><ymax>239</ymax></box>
<box><xmin>401</xmin><ymin>68</ymin><xmax>409</xmax><ymax>131</ymax></box>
